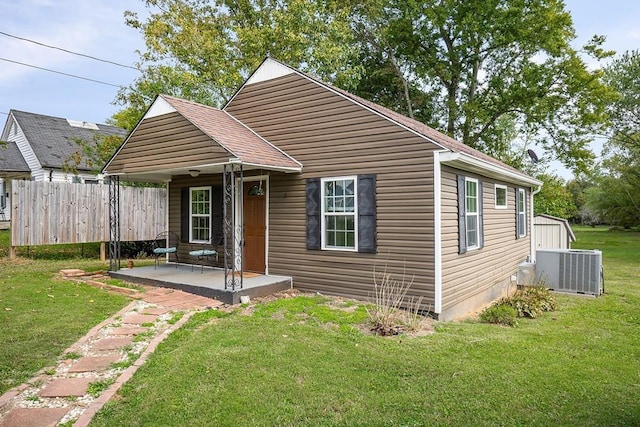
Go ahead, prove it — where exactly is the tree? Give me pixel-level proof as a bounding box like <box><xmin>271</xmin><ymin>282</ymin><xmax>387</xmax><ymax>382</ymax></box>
<box><xmin>350</xmin><ymin>0</ymin><xmax>615</xmax><ymax>173</ymax></box>
<box><xmin>113</xmin><ymin>0</ymin><xmax>361</xmax><ymax>129</ymax></box>
<box><xmin>566</xmin><ymin>175</ymin><xmax>597</xmax><ymax>224</ymax></box>
<box><xmin>584</xmin><ymin>50</ymin><xmax>640</xmax><ymax>227</ymax></box>
<box><xmin>115</xmin><ymin>0</ymin><xmax>614</xmax><ymax>174</ymax></box>
<box><xmin>64</xmin><ymin>134</ymin><xmax>124</xmax><ymax>175</ymax></box>
<box><xmin>533</xmin><ymin>174</ymin><xmax>577</xmax><ymax>220</ymax></box>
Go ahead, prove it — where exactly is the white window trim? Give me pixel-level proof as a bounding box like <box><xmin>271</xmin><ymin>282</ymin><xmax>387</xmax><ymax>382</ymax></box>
<box><xmin>321</xmin><ymin>176</ymin><xmax>358</xmax><ymax>252</ymax></box>
<box><xmin>494</xmin><ymin>184</ymin><xmax>508</xmax><ymax>209</ymax></box>
<box><xmin>518</xmin><ymin>188</ymin><xmax>527</xmax><ymax>238</ymax></box>
<box><xmin>465</xmin><ymin>177</ymin><xmax>479</xmax><ymax>251</ymax></box>
<box><xmin>189</xmin><ymin>186</ymin><xmax>212</xmax><ymax>243</ymax></box>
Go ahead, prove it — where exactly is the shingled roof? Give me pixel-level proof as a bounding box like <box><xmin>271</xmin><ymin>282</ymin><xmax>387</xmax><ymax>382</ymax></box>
<box><xmin>0</xmin><ymin>141</ymin><xmax>29</xmax><ymax>175</ymax></box>
<box><xmin>235</xmin><ymin>58</ymin><xmax>535</xmax><ymax>183</ymax></box>
<box><xmin>159</xmin><ymin>95</ymin><xmax>301</xmax><ymax>170</ymax></box>
<box><xmin>10</xmin><ymin>110</ymin><xmax>127</xmax><ymax>171</ymax></box>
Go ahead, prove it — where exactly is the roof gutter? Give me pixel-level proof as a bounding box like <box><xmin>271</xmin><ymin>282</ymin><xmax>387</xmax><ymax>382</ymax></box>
<box><xmin>439</xmin><ymin>152</ymin><xmax>542</xmax><ymax>187</ymax></box>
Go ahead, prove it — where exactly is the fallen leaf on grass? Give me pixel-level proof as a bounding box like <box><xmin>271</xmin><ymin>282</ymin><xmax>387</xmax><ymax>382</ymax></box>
<box><xmin>48</xmin><ymin>294</ymin><xmax>54</xmax><ymax>298</ymax></box>
<box><xmin>89</xmin><ymin>300</ymin><xmax>94</xmax><ymax>303</ymax></box>
<box><xmin>5</xmin><ymin>307</ymin><xmax>12</xmax><ymax>311</ymax></box>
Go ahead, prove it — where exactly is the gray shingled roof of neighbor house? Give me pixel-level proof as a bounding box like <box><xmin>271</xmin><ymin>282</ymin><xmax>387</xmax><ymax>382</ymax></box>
<box><xmin>0</xmin><ymin>141</ymin><xmax>30</xmax><ymax>173</ymax></box>
<box><xmin>10</xmin><ymin>110</ymin><xmax>127</xmax><ymax>171</ymax></box>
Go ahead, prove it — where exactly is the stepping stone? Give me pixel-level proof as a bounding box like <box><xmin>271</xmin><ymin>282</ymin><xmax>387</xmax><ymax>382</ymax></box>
<box><xmin>92</xmin><ymin>336</ymin><xmax>133</xmax><ymax>351</ymax></box>
<box><xmin>59</xmin><ymin>269</ymin><xmax>85</xmax><ymax>277</ymax></box>
<box><xmin>122</xmin><ymin>314</ymin><xmax>158</xmax><ymax>325</ymax></box>
<box><xmin>110</xmin><ymin>326</ymin><xmax>147</xmax><ymax>336</ymax></box>
<box><xmin>68</xmin><ymin>354</ymin><xmax>121</xmax><ymax>373</ymax></box>
<box><xmin>143</xmin><ymin>307</ymin><xmax>169</xmax><ymax>315</ymax></box>
<box><xmin>0</xmin><ymin>407</ymin><xmax>68</xmax><ymax>427</ymax></box>
<box><xmin>39</xmin><ymin>377</ymin><xmax>93</xmax><ymax>397</ymax></box>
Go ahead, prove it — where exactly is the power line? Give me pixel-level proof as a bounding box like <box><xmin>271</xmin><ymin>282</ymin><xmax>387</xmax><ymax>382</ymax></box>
<box><xmin>0</xmin><ymin>57</ymin><xmax>123</xmax><ymax>88</ymax></box>
<box><xmin>0</xmin><ymin>31</ymin><xmax>140</xmax><ymax>71</ymax></box>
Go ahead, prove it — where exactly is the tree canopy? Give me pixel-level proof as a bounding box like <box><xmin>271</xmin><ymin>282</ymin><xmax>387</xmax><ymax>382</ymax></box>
<box><xmin>583</xmin><ymin>50</ymin><xmax>640</xmax><ymax>227</ymax></box>
<box><xmin>114</xmin><ymin>0</ymin><xmax>614</xmax><ymax>174</ymax></box>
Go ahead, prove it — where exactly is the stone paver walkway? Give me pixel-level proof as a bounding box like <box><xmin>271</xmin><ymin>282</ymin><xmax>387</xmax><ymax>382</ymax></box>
<box><xmin>0</xmin><ymin>279</ymin><xmax>221</xmax><ymax>427</ymax></box>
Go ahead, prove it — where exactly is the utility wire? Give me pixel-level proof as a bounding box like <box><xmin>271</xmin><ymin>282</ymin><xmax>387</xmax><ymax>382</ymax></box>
<box><xmin>0</xmin><ymin>57</ymin><xmax>123</xmax><ymax>88</ymax></box>
<box><xmin>0</xmin><ymin>31</ymin><xmax>140</xmax><ymax>71</ymax></box>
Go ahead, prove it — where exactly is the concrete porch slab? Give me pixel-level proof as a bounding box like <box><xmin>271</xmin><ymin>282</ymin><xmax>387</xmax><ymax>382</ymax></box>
<box><xmin>110</xmin><ymin>265</ymin><xmax>292</xmax><ymax>305</ymax></box>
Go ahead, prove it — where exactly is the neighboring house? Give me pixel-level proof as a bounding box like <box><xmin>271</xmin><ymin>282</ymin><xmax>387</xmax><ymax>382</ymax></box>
<box><xmin>103</xmin><ymin>58</ymin><xmax>542</xmax><ymax>320</ymax></box>
<box><xmin>0</xmin><ymin>110</ymin><xmax>127</xmax><ymax>221</ymax></box>
<box><xmin>0</xmin><ymin>141</ymin><xmax>30</xmax><ymax>221</ymax></box>
<box><xmin>534</xmin><ymin>214</ymin><xmax>576</xmax><ymax>250</ymax></box>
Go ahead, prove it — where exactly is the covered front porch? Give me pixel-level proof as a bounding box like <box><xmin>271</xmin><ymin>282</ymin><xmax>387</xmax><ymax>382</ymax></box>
<box><xmin>111</xmin><ymin>264</ymin><xmax>292</xmax><ymax>305</ymax></box>
<box><xmin>102</xmin><ymin>94</ymin><xmax>303</xmax><ymax>302</ymax></box>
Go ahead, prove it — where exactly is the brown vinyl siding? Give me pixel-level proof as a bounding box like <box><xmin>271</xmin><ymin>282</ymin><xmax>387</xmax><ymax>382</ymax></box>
<box><xmin>440</xmin><ymin>165</ymin><xmax>531</xmax><ymax>313</ymax></box>
<box><xmin>107</xmin><ymin>112</ymin><xmax>230</xmax><ymax>174</ymax></box>
<box><xmin>226</xmin><ymin>73</ymin><xmax>438</xmax><ymax>306</ymax></box>
<box><xmin>167</xmin><ymin>174</ymin><xmax>223</xmax><ymax>265</ymax></box>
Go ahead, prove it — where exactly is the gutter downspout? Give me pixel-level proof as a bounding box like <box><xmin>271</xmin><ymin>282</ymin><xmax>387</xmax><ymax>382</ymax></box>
<box><xmin>433</xmin><ymin>151</ymin><xmax>445</xmax><ymax>315</ymax></box>
<box><xmin>530</xmin><ymin>185</ymin><xmax>542</xmax><ymax>261</ymax></box>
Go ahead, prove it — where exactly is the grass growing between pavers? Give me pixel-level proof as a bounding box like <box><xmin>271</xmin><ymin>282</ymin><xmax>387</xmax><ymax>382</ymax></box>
<box><xmin>0</xmin><ymin>230</ymin><xmax>130</xmax><ymax>394</ymax></box>
<box><xmin>91</xmin><ymin>227</ymin><xmax>640</xmax><ymax>426</ymax></box>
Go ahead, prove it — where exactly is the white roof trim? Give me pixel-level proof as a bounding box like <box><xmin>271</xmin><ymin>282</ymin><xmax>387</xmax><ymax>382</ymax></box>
<box><xmin>440</xmin><ymin>152</ymin><xmax>542</xmax><ymax>187</ymax></box>
<box><xmin>144</xmin><ymin>96</ymin><xmax>177</xmax><ymax>119</ymax></box>
<box><xmin>245</xmin><ymin>59</ymin><xmax>295</xmax><ymax>86</ymax></box>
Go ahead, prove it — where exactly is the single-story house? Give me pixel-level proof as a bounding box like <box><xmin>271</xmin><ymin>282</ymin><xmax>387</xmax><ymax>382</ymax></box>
<box><xmin>103</xmin><ymin>58</ymin><xmax>542</xmax><ymax>320</ymax></box>
<box><xmin>0</xmin><ymin>110</ymin><xmax>127</xmax><ymax>222</ymax></box>
<box><xmin>534</xmin><ymin>214</ymin><xmax>576</xmax><ymax>250</ymax></box>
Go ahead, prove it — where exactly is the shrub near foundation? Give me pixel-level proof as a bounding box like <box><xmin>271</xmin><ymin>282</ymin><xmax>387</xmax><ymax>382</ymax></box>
<box><xmin>480</xmin><ymin>286</ymin><xmax>558</xmax><ymax>326</ymax></box>
<box><xmin>479</xmin><ymin>303</ymin><xmax>519</xmax><ymax>327</ymax></box>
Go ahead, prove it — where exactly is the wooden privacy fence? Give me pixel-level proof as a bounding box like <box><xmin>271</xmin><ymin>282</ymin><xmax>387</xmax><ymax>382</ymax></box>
<box><xmin>10</xmin><ymin>180</ymin><xmax>167</xmax><ymax>256</ymax></box>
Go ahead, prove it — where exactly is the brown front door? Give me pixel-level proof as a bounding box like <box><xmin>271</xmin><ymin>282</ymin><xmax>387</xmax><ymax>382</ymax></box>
<box><xmin>243</xmin><ymin>181</ymin><xmax>266</xmax><ymax>273</ymax></box>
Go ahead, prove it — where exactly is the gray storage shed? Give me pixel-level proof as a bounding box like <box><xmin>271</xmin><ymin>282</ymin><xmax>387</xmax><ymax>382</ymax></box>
<box><xmin>533</xmin><ymin>214</ymin><xmax>576</xmax><ymax>250</ymax></box>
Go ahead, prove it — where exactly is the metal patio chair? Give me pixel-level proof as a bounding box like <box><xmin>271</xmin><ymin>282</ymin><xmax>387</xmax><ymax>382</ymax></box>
<box><xmin>152</xmin><ymin>231</ymin><xmax>180</xmax><ymax>269</ymax></box>
<box><xmin>189</xmin><ymin>232</ymin><xmax>223</xmax><ymax>273</ymax></box>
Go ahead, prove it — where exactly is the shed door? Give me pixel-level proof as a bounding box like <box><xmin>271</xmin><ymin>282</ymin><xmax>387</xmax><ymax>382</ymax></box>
<box><xmin>243</xmin><ymin>181</ymin><xmax>266</xmax><ymax>273</ymax></box>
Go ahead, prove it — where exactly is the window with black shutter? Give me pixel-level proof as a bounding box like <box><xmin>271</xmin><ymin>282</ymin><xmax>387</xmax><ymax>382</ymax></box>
<box><xmin>306</xmin><ymin>175</ymin><xmax>376</xmax><ymax>253</ymax></box>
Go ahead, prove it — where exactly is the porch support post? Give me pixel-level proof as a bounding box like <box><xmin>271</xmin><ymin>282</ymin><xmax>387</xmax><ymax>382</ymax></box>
<box><xmin>108</xmin><ymin>176</ymin><xmax>121</xmax><ymax>271</ymax></box>
<box><xmin>223</xmin><ymin>163</ymin><xmax>244</xmax><ymax>290</ymax></box>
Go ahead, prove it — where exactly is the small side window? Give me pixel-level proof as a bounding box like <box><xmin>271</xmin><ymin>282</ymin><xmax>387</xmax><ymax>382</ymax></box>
<box><xmin>495</xmin><ymin>184</ymin><xmax>507</xmax><ymax>209</ymax></box>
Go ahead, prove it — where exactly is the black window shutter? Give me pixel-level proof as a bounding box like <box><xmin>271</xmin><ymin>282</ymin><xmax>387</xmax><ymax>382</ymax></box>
<box><xmin>515</xmin><ymin>188</ymin><xmax>521</xmax><ymax>239</ymax></box>
<box><xmin>357</xmin><ymin>174</ymin><xmax>377</xmax><ymax>253</ymax></box>
<box><xmin>478</xmin><ymin>180</ymin><xmax>484</xmax><ymax>249</ymax></box>
<box><xmin>522</xmin><ymin>189</ymin><xmax>527</xmax><ymax>237</ymax></box>
<box><xmin>457</xmin><ymin>175</ymin><xmax>467</xmax><ymax>254</ymax></box>
<box><xmin>211</xmin><ymin>185</ymin><xmax>223</xmax><ymax>243</ymax></box>
<box><xmin>180</xmin><ymin>187</ymin><xmax>190</xmax><ymax>243</ymax></box>
<box><xmin>306</xmin><ymin>178</ymin><xmax>321</xmax><ymax>250</ymax></box>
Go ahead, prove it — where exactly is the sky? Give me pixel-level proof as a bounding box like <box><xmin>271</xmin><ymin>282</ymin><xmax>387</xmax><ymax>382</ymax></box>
<box><xmin>1</xmin><ymin>0</ymin><xmax>639</xmax><ymax>177</ymax></box>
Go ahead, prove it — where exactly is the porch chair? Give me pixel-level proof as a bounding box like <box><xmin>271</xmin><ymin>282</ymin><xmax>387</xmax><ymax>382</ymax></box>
<box><xmin>152</xmin><ymin>231</ymin><xmax>180</xmax><ymax>269</ymax></box>
<box><xmin>189</xmin><ymin>232</ymin><xmax>223</xmax><ymax>273</ymax></box>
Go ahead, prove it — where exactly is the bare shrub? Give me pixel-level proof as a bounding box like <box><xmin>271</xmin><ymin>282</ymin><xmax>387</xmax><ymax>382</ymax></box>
<box><xmin>367</xmin><ymin>264</ymin><xmax>427</xmax><ymax>335</ymax></box>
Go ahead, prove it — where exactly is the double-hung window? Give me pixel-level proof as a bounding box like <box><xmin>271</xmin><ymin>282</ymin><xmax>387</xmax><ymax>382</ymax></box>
<box><xmin>457</xmin><ymin>175</ymin><xmax>484</xmax><ymax>254</ymax></box>
<box><xmin>465</xmin><ymin>178</ymin><xmax>479</xmax><ymax>249</ymax></box>
<box><xmin>190</xmin><ymin>186</ymin><xmax>211</xmax><ymax>243</ymax></box>
<box><xmin>322</xmin><ymin>177</ymin><xmax>357</xmax><ymax>250</ymax></box>
<box><xmin>516</xmin><ymin>188</ymin><xmax>526</xmax><ymax>238</ymax></box>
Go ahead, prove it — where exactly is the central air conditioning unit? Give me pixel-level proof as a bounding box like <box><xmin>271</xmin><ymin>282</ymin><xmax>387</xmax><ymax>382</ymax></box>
<box><xmin>535</xmin><ymin>249</ymin><xmax>603</xmax><ymax>296</ymax></box>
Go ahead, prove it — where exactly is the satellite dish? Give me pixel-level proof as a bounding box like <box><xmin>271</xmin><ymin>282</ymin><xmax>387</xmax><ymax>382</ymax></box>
<box><xmin>527</xmin><ymin>149</ymin><xmax>539</xmax><ymax>164</ymax></box>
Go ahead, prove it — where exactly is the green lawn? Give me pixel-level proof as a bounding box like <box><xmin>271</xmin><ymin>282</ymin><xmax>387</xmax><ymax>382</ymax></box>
<box><xmin>0</xmin><ymin>230</ymin><xmax>129</xmax><ymax>394</ymax></box>
<box><xmin>89</xmin><ymin>227</ymin><xmax>640</xmax><ymax>426</ymax></box>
